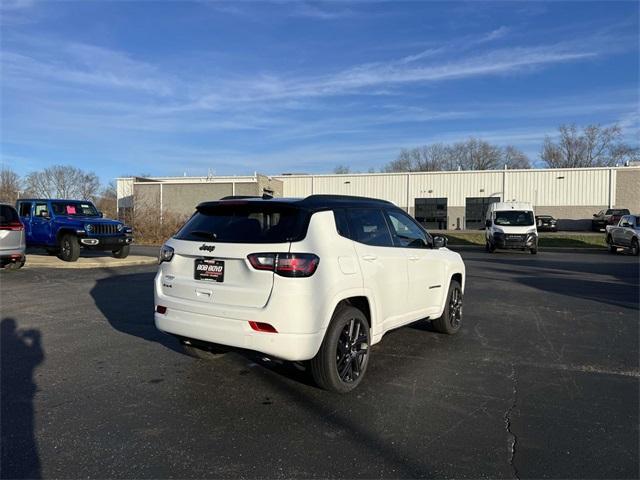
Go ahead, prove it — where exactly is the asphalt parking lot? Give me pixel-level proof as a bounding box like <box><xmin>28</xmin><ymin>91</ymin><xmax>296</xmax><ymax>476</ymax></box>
<box><xmin>1</xmin><ymin>248</ymin><xmax>638</xmax><ymax>479</ymax></box>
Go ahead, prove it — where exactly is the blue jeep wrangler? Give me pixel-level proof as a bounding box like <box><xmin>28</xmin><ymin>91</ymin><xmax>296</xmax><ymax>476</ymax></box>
<box><xmin>16</xmin><ymin>199</ymin><xmax>133</xmax><ymax>262</ymax></box>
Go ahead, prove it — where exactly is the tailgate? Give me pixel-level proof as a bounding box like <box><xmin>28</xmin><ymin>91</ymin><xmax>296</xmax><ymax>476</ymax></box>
<box><xmin>159</xmin><ymin>239</ymin><xmax>289</xmax><ymax>308</ymax></box>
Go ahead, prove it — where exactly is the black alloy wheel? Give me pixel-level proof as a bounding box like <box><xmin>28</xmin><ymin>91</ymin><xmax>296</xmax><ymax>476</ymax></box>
<box><xmin>310</xmin><ymin>305</ymin><xmax>371</xmax><ymax>393</ymax></box>
<box><xmin>336</xmin><ymin>317</ymin><xmax>369</xmax><ymax>384</ymax></box>
<box><xmin>448</xmin><ymin>285</ymin><xmax>463</xmax><ymax>329</ymax></box>
<box><xmin>432</xmin><ymin>279</ymin><xmax>463</xmax><ymax>335</ymax></box>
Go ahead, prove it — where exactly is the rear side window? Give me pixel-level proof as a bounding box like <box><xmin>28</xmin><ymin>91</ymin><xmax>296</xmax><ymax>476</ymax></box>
<box><xmin>18</xmin><ymin>203</ymin><xmax>31</xmax><ymax>217</ymax></box>
<box><xmin>0</xmin><ymin>205</ymin><xmax>20</xmax><ymax>226</ymax></box>
<box><xmin>175</xmin><ymin>203</ymin><xmax>309</xmax><ymax>244</ymax></box>
<box><xmin>346</xmin><ymin>208</ymin><xmax>393</xmax><ymax>247</ymax></box>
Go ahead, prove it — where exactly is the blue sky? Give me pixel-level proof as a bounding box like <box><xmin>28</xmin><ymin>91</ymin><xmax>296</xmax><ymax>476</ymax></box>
<box><xmin>1</xmin><ymin>1</ymin><xmax>638</xmax><ymax>183</ymax></box>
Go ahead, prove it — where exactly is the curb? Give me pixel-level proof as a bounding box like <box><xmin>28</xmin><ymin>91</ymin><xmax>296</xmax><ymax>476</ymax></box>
<box><xmin>23</xmin><ymin>255</ymin><xmax>158</xmax><ymax>269</ymax></box>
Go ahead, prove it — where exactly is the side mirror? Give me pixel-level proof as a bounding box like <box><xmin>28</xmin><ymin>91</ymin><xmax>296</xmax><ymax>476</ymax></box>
<box><xmin>485</xmin><ymin>219</ymin><xmax>492</xmax><ymax>228</ymax></box>
<box><xmin>593</xmin><ymin>214</ymin><xmax>597</xmax><ymax>217</ymax></box>
<box><xmin>432</xmin><ymin>235</ymin><xmax>447</xmax><ymax>249</ymax></box>
<box><xmin>98</xmin><ymin>211</ymin><xmax>104</xmax><ymax>218</ymax></box>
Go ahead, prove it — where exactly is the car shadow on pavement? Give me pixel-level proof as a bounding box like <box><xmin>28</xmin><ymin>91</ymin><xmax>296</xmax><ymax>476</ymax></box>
<box><xmin>1</xmin><ymin>318</ymin><xmax>44</xmax><ymax>479</ymax></box>
<box><xmin>89</xmin><ymin>270</ymin><xmax>183</xmax><ymax>354</ymax></box>
<box><xmin>224</xmin><ymin>353</ymin><xmax>435</xmax><ymax>478</ymax></box>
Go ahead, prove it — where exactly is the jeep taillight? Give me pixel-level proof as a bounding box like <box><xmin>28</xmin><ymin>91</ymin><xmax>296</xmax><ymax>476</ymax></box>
<box><xmin>247</xmin><ymin>253</ymin><xmax>319</xmax><ymax>278</ymax></box>
<box><xmin>0</xmin><ymin>222</ymin><xmax>24</xmax><ymax>231</ymax></box>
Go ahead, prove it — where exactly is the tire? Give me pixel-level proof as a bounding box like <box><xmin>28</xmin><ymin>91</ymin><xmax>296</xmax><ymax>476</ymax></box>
<box><xmin>530</xmin><ymin>247</ymin><xmax>538</xmax><ymax>255</ymax></box>
<box><xmin>485</xmin><ymin>241</ymin><xmax>495</xmax><ymax>253</ymax></box>
<box><xmin>631</xmin><ymin>239</ymin><xmax>639</xmax><ymax>257</ymax></box>
<box><xmin>57</xmin><ymin>234</ymin><xmax>80</xmax><ymax>262</ymax></box>
<box><xmin>112</xmin><ymin>245</ymin><xmax>130</xmax><ymax>259</ymax></box>
<box><xmin>310</xmin><ymin>305</ymin><xmax>370</xmax><ymax>394</ymax></box>
<box><xmin>607</xmin><ymin>236</ymin><xmax>617</xmax><ymax>254</ymax></box>
<box><xmin>432</xmin><ymin>280</ymin><xmax>463</xmax><ymax>335</ymax></box>
<box><xmin>180</xmin><ymin>339</ymin><xmax>228</xmax><ymax>360</ymax></box>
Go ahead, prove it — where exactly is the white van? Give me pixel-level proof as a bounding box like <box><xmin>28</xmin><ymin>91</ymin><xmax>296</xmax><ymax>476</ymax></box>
<box><xmin>485</xmin><ymin>201</ymin><xmax>538</xmax><ymax>254</ymax></box>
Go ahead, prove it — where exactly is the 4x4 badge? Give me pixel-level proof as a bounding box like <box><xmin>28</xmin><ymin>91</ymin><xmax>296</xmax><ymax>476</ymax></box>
<box><xmin>199</xmin><ymin>244</ymin><xmax>216</xmax><ymax>252</ymax></box>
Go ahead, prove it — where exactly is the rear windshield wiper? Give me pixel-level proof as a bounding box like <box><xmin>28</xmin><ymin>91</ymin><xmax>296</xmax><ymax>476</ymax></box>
<box><xmin>187</xmin><ymin>231</ymin><xmax>217</xmax><ymax>240</ymax></box>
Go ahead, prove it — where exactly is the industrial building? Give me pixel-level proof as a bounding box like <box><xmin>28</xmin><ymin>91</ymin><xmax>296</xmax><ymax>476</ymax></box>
<box><xmin>116</xmin><ymin>166</ymin><xmax>639</xmax><ymax>231</ymax></box>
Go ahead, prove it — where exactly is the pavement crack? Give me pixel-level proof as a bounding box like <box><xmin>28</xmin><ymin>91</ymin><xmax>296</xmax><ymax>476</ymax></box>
<box><xmin>505</xmin><ymin>363</ymin><xmax>520</xmax><ymax>479</ymax></box>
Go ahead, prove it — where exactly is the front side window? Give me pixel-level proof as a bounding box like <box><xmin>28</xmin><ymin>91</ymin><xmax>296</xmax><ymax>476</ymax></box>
<box><xmin>346</xmin><ymin>208</ymin><xmax>393</xmax><ymax>247</ymax></box>
<box><xmin>493</xmin><ymin>210</ymin><xmax>535</xmax><ymax>227</ymax></box>
<box><xmin>51</xmin><ymin>202</ymin><xmax>99</xmax><ymax>217</ymax></box>
<box><xmin>175</xmin><ymin>203</ymin><xmax>309</xmax><ymax>243</ymax></box>
<box><xmin>385</xmin><ymin>210</ymin><xmax>428</xmax><ymax>248</ymax></box>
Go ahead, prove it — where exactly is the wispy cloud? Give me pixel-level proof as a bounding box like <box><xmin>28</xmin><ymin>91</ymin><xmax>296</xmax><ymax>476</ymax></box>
<box><xmin>287</xmin><ymin>3</ymin><xmax>354</xmax><ymax>20</ymax></box>
<box><xmin>2</xmin><ymin>40</ymin><xmax>173</xmax><ymax>95</ymax></box>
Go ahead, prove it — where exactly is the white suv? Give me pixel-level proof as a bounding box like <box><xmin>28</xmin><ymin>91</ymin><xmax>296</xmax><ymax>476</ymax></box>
<box><xmin>154</xmin><ymin>195</ymin><xmax>466</xmax><ymax>393</ymax></box>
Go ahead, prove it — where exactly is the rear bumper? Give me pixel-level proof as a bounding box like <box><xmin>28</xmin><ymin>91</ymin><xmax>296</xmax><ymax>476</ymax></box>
<box><xmin>154</xmin><ymin>308</ymin><xmax>324</xmax><ymax>361</ymax></box>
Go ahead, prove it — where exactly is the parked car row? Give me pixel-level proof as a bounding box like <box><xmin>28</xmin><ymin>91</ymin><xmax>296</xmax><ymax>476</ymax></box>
<box><xmin>592</xmin><ymin>208</ymin><xmax>630</xmax><ymax>232</ymax></box>
<box><xmin>0</xmin><ymin>198</ymin><xmax>134</xmax><ymax>268</ymax></box>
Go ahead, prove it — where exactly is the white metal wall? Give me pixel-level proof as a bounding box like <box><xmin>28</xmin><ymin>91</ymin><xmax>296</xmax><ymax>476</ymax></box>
<box><xmin>275</xmin><ymin>167</ymin><xmax>626</xmax><ymax>208</ymax></box>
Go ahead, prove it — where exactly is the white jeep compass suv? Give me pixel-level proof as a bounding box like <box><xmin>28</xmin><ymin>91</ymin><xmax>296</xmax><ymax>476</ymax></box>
<box><xmin>155</xmin><ymin>195</ymin><xmax>466</xmax><ymax>393</ymax></box>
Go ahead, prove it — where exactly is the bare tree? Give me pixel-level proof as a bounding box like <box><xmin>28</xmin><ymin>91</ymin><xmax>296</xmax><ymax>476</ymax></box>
<box><xmin>24</xmin><ymin>165</ymin><xmax>100</xmax><ymax>200</ymax></box>
<box><xmin>333</xmin><ymin>165</ymin><xmax>351</xmax><ymax>174</ymax></box>
<box><xmin>0</xmin><ymin>167</ymin><xmax>21</xmax><ymax>203</ymax></box>
<box><xmin>384</xmin><ymin>144</ymin><xmax>452</xmax><ymax>172</ymax></box>
<box><xmin>541</xmin><ymin>124</ymin><xmax>638</xmax><ymax>168</ymax></box>
<box><xmin>383</xmin><ymin>139</ymin><xmax>532</xmax><ymax>172</ymax></box>
<box><xmin>451</xmin><ymin>138</ymin><xmax>503</xmax><ymax>170</ymax></box>
<box><xmin>503</xmin><ymin>146</ymin><xmax>531</xmax><ymax>169</ymax></box>
<box><xmin>95</xmin><ymin>181</ymin><xmax>117</xmax><ymax>218</ymax></box>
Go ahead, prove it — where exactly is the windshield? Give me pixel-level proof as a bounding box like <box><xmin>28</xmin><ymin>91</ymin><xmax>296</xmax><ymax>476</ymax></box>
<box><xmin>494</xmin><ymin>210</ymin><xmax>535</xmax><ymax>226</ymax></box>
<box><xmin>51</xmin><ymin>202</ymin><xmax>99</xmax><ymax>217</ymax></box>
<box><xmin>175</xmin><ymin>203</ymin><xmax>309</xmax><ymax>243</ymax></box>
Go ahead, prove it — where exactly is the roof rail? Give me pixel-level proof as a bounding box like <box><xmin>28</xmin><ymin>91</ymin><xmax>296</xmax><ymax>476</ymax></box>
<box><xmin>302</xmin><ymin>194</ymin><xmax>393</xmax><ymax>205</ymax></box>
<box><xmin>219</xmin><ymin>195</ymin><xmax>261</xmax><ymax>200</ymax></box>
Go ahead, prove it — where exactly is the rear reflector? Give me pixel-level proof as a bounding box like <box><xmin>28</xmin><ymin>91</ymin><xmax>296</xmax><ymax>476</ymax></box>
<box><xmin>156</xmin><ymin>306</ymin><xmax>167</xmax><ymax>314</ymax></box>
<box><xmin>249</xmin><ymin>321</ymin><xmax>278</xmax><ymax>333</ymax></box>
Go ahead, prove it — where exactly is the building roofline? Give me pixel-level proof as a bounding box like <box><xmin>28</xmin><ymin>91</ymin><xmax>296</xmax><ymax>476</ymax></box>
<box><xmin>116</xmin><ymin>165</ymin><xmax>639</xmax><ymax>183</ymax></box>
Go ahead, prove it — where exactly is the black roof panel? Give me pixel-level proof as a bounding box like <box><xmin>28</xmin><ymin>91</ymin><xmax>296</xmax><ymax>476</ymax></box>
<box><xmin>197</xmin><ymin>194</ymin><xmax>395</xmax><ymax>212</ymax></box>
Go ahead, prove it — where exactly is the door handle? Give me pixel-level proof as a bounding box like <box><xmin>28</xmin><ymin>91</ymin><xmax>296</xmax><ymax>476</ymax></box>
<box><xmin>362</xmin><ymin>255</ymin><xmax>377</xmax><ymax>262</ymax></box>
<box><xmin>195</xmin><ymin>289</ymin><xmax>212</xmax><ymax>297</ymax></box>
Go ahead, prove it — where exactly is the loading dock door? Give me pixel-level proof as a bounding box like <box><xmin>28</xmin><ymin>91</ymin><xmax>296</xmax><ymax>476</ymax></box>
<box><xmin>465</xmin><ymin>197</ymin><xmax>500</xmax><ymax>230</ymax></box>
<box><xmin>415</xmin><ymin>198</ymin><xmax>448</xmax><ymax>230</ymax></box>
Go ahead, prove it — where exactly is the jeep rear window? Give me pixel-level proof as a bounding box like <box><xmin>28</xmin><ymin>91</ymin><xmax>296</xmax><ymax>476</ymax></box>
<box><xmin>175</xmin><ymin>203</ymin><xmax>310</xmax><ymax>243</ymax></box>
